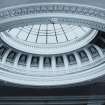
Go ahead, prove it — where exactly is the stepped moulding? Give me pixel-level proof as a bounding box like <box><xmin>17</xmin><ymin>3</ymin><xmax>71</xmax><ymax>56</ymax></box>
<box><xmin>0</xmin><ymin>0</ymin><xmax>104</xmax><ymax>86</ymax></box>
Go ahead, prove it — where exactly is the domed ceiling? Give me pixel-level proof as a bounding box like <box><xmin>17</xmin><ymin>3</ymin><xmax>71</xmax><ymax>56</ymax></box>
<box><xmin>1</xmin><ymin>24</ymin><xmax>97</xmax><ymax>54</ymax></box>
<box><xmin>0</xmin><ymin>0</ymin><xmax>105</xmax><ymax>87</ymax></box>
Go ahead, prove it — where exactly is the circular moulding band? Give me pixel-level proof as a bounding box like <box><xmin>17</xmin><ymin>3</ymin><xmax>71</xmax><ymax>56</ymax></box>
<box><xmin>0</xmin><ymin>30</ymin><xmax>97</xmax><ymax>55</ymax></box>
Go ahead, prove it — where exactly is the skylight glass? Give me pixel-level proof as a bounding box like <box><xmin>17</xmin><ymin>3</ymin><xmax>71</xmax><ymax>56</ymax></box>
<box><xmin>7</xmin><ymin>24</ymin><xmax>91</xmax><ymax>44</ymax></box>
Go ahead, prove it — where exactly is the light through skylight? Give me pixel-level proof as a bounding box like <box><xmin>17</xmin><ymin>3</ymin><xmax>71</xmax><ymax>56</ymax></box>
<box><xmin>7</xmin><ymin>24</ymin><xmax>91</xmax><ymax>44</ymax></box>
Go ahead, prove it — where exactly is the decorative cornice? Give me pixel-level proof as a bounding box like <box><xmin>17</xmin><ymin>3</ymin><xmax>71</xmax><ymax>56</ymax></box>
<box><xmin>0</xmin><ymin>42</ymin><xmax>104</xmax><ymax>86</ymax></box>
<box><xmin>0</xmin><ymin>4</ymin><xmax>105</xmax><ymax>19</ymax></box>
<box><xmin>0</xmin><ymin>3</ymin><xmax>105</xmax><ymax>31</ymax></box>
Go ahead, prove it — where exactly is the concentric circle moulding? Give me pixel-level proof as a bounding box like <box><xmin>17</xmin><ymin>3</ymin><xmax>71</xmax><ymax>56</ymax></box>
<box><xmin>0</xmin><ymin>3</ymin><xmax>105</xmax><ymax>31</ymax></box>
<box><xmin>0</xmin><ymin>1</ymin><xmax>104</xmax><ymax>86</ymax></box>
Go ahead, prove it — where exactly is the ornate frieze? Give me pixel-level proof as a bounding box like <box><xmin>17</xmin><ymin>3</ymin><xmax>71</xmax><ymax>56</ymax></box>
<box><xmin>0</xmin><ymin>4</ymin><xmax>105</xmax><ymax>19</ymax></box>
<box><xmin>0</xmin><ymin>3</ymin><xmax>105</xmax><ymax>34</ymax></box>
